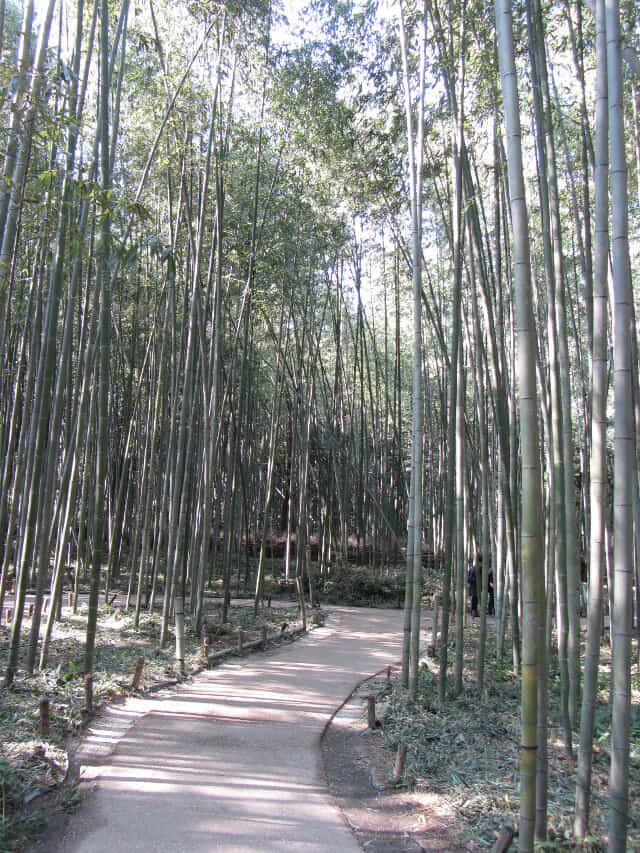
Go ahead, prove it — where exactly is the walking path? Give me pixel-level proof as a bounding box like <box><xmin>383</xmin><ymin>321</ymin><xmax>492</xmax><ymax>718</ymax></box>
<box><xmin>42</xmin><ymin>607</ymin><xmax>407</xmax><ymax>852</ymax></box>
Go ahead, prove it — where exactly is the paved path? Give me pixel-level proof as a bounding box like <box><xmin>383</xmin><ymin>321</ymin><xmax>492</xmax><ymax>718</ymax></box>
<box><xmin>45</xmin><ymin>607</ymin><xmax>407</xmax><ymax>852</ymax></box>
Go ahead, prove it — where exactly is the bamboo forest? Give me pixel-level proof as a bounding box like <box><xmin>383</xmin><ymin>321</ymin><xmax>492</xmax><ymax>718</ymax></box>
<box><xmin>0</xmin><ymin>0</ymin><xmax>639</xmax><ymax>849</ymax></box>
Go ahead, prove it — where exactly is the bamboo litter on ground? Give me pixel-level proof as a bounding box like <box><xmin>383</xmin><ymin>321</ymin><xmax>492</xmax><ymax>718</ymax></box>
<box><xmin>359</xmin><ymin>622</ymin><xmax>639</xmax><ymax>851</ymax></box>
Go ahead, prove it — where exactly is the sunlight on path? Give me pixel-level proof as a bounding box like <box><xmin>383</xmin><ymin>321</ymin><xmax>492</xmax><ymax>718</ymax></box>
<box><xmin>43</xmin><ymin>607</ymin><xmax>409</xmax><ymax>853</ymax></box>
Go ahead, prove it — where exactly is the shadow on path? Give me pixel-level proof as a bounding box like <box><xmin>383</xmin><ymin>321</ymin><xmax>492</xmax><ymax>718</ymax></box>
<box><xmin>31</xmin><ymin>607</ymin><xmax>409</xmax><ymax>853</ymax></box>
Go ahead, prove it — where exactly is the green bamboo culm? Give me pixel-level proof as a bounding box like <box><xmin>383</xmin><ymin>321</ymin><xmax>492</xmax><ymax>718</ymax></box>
<box><xmin>495</xmin><ymin>0</ymin><xmax>545</xmax><ymax>848</ymax></box>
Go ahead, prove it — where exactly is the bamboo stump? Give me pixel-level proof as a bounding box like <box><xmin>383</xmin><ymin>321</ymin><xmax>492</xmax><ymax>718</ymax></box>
<box><xmin>393</xmin><ymin>742</ymin><xmax>408</xmax><ymax>781</ymax></box>
<box><xmin>174</xmin><ymin>596</ymin><xmax>185</xmax><ymax>674</ymax></box>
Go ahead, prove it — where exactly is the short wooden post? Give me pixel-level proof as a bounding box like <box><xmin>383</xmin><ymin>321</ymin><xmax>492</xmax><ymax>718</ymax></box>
<box><xmin>238</xmin><ymin>629</ymin><xmax>244</xmax><ymax>652</ymax></box>
<box><xmin>393</xmin><ymin>742</ymin><xmax>408</xmax><ymax>780</ymax></box>
<box><xmin>6</xmin><ymin>608</ymin><xmax>12</xmax><ymax>623</ymax></box>
<box><xmin>131</xmin><ymin>656</ymin><xmax>145</xmax><ymax>691</ymax></box>
<box><xmin>386</xmin><ymin>665</ymin><xmax>391</xmax><ymax>683</ymax></box>
<box><xmin>28</xmin><ymin>603</ymin><xmax>34</xmax><ymax>616</ymax></box>
<box><xmin>367</xmin><ymin>695</ymin><xmax>376</xmax><ymax>729</ymax></box>
<box><xmin>267</xmin><ymin>595</ymin><xmax>272</xmax><ymax>608</ymax></box>
<box><xmin>84</xmin><ymin>675</ymin><xmax>93</xmax><ymax>712</ymax></box>
<box><xmin>68</xmin><ymin>592</ymin><xmax>73</xmax><ymax>607</ymax></box>
<box><xmin>40</xmin><ymin>699</ymin><xmax>50</xmax><ymax>738</ymax></box>
<box><xmin>261</xmin><ymin>626</ymin><xmax>267</xmax><ymax>645</ymax></box>
<box><xmin>43</xmin><ymin>598</ymin><xmax>49</xmax><ymax>613</ymax></box>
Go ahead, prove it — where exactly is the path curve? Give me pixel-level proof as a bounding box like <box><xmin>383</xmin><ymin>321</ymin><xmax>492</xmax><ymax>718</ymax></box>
<box><xmin>39</xmin><ymin>606</ymin><xmax>406</xmax><ymax>852</ymax></box>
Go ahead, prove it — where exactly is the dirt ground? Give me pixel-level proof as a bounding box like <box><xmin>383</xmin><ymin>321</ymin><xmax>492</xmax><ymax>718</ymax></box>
<box><xmin>27</xmin><ymin>710</ymin><xmax>465</xmax><ymax>853</ymax></box>
<box><xmin>20</xmin><ymin>607</ymin><xmax>410</xmax><ymax>853</ymax></box>
<box><xmin>29</xmin><ymin>674</ymin><xmax>467</xmax><ymax>853</ymax></box>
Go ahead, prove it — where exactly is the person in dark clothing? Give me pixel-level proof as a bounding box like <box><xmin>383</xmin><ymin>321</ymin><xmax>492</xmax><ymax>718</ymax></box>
<box><xmin>468</xmin><ymin>554</ymin><xmax>481</xmax><ymax>618</ymax></box>
<box><xmin>487</xmin><ymin>568</ymin><xmax>494</xmax><ymax>616</ymax></box>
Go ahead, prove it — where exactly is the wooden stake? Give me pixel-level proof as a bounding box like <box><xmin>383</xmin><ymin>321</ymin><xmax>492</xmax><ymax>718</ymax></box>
<box><xmin>238</xmin><ymin>630</ymin><xmax>244</xmax><ymax>652</ymax></box>
<box><xmin>68</xmin><ymin>592</ymin><xmax>73</xmax><ymax>607</ymax></box>
<box><xmin>261</xmin><ymin>626</ymin><xmax>267</xmax><ymax>645</ymax></box>
<box><xmin>386</xmin><ymin>665</ymin><xmax>391</xmax><ymax>682</ymax></box>
<box><xmin>131</xmin><ymin>656</ymin><xmax>145</xmax><ymax>691</ymax></box>
<box><xmin>84</xmin><ymin>675</ymin><xmax>93</xmax><ymax>712</ymax></box>
<box><xmin>393</xmin><ymin>742</ymin><xmax>408</xmax><ymax>780</ymax></box>
<box><xmin>367</xmin><ymin>695</ymin><xmax>376</xmax><ymax>729</ymax></box>
<box><xmin>40</xmin><ymin>699</ymin><xmax>50</xmax><ymax>738</ymax></box>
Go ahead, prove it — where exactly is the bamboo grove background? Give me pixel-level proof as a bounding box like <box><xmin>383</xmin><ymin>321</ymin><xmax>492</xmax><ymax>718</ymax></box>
<box><xmin>0</xmin><ymin>0</ymin><xmax>639</xmax><ymax>848</ymax></box>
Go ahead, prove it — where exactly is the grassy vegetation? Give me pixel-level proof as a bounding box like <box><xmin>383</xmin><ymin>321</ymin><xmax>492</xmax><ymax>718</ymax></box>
<box><xmin>320</xmin><ymin>565</ymin><xmax>405</xmax><ymax>607</ymax></box>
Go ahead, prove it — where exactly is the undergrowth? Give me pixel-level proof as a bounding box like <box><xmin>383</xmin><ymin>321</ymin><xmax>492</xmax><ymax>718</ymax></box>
<box><xmin>379</xmin><ymin>626</ymin><xmax>640</xmax><ymax>851</ymax></box>
<box><xmin>321</xmin><ymin>565</ymin><xmax>405</xmax><ymax>606</ymax></box>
